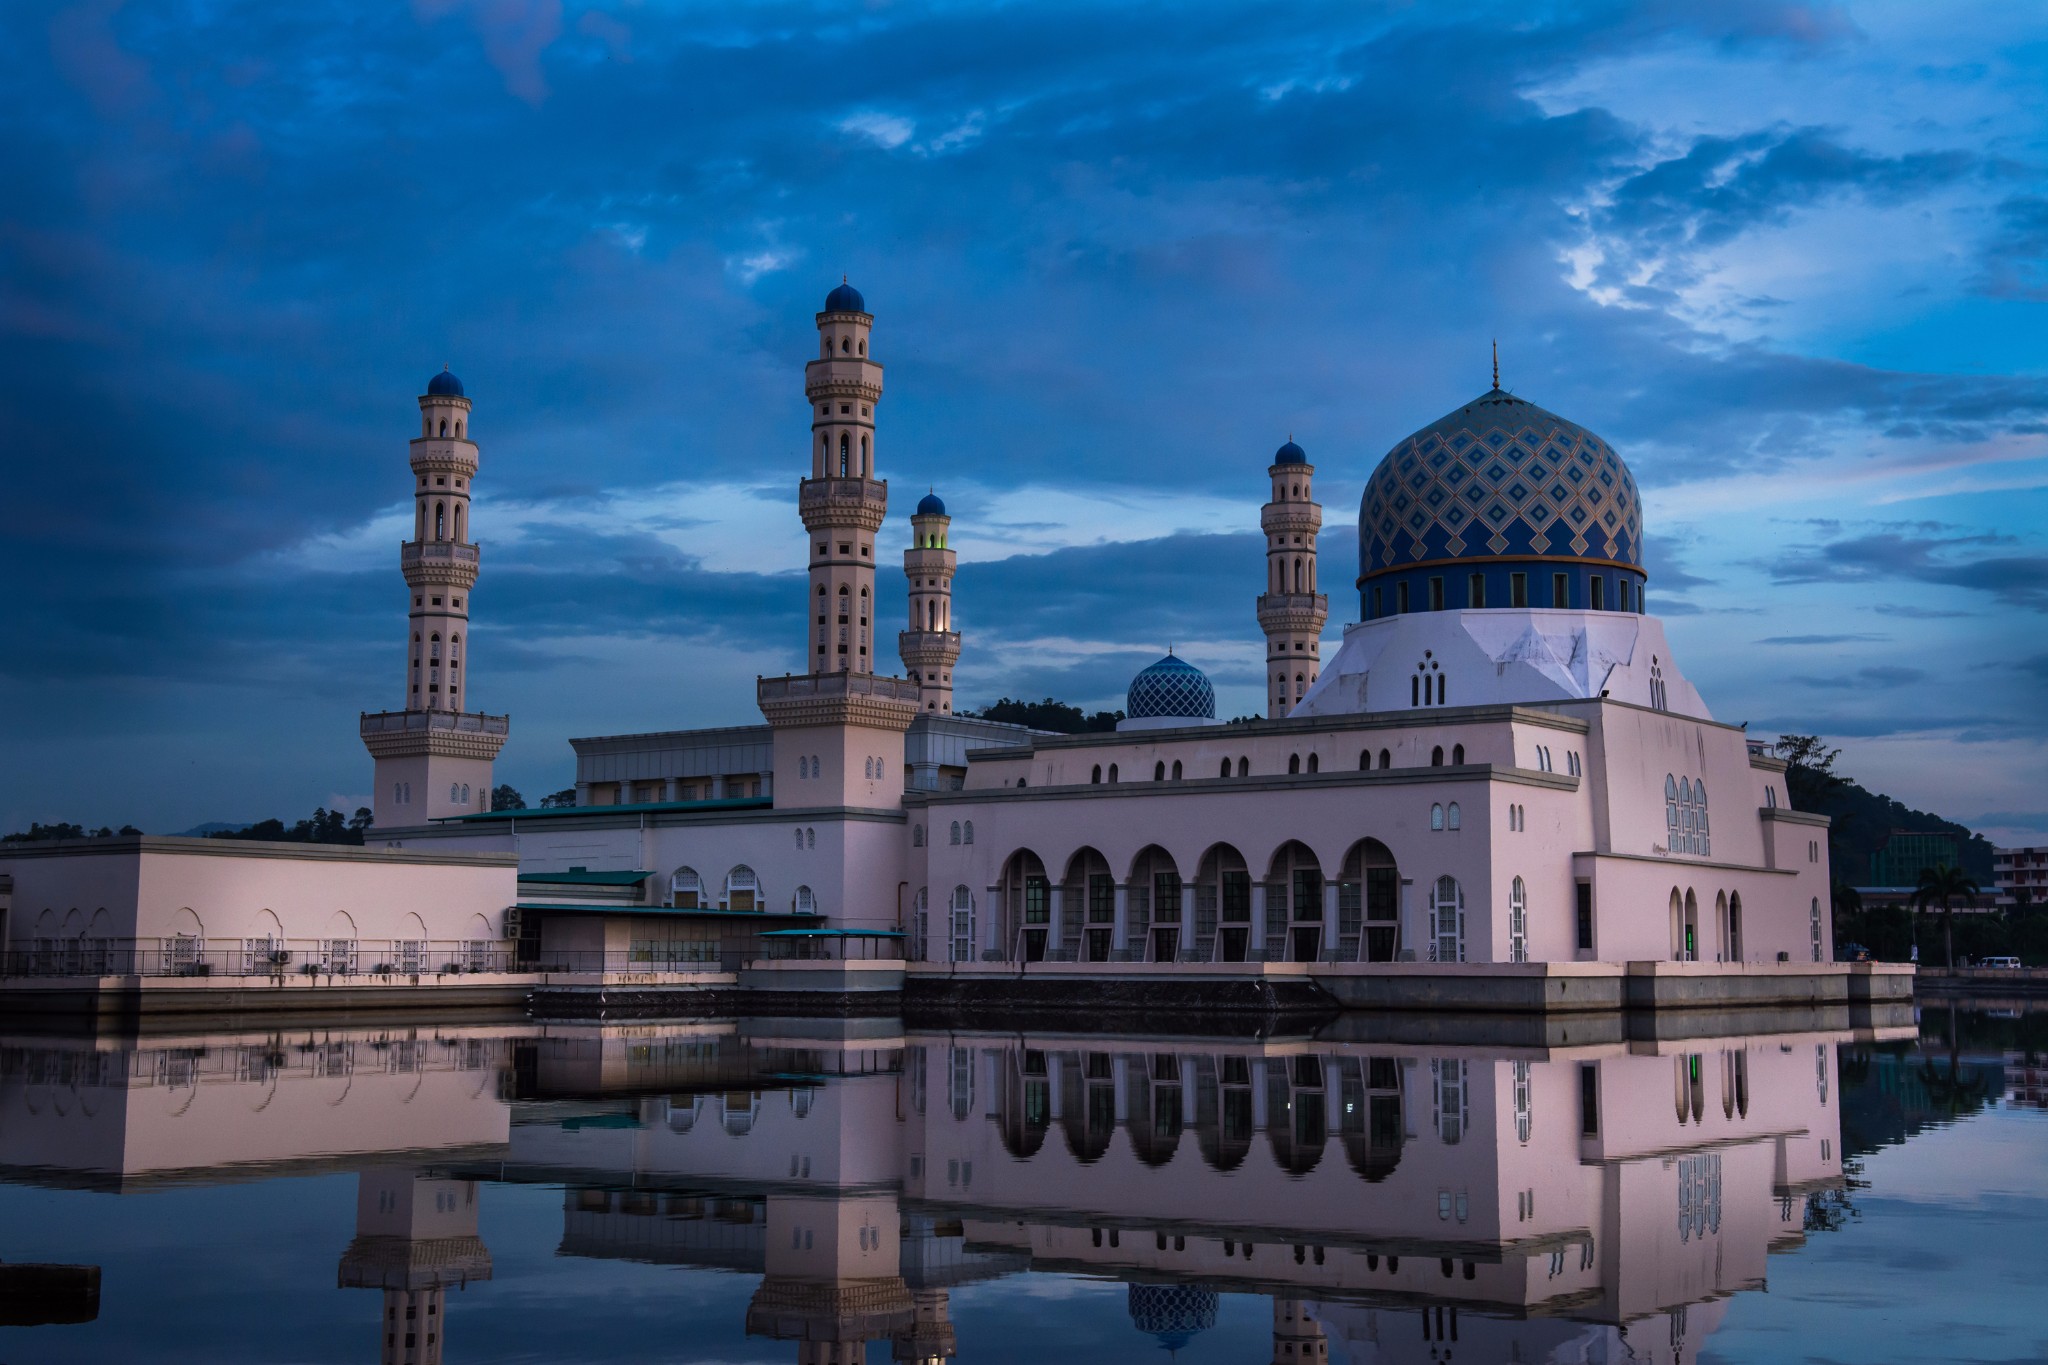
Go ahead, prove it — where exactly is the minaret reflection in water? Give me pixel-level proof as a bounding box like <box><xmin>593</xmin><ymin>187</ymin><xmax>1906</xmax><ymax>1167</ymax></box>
<box><xmin>515</xmin><ymin>1025</ymin><xmax>1848</xmax><ymax>1365</ymax></box>
<box><xmin>0</xmin><ymin>1020</ymin><xmax>1866</xmax><ymax>1363</ymax></box>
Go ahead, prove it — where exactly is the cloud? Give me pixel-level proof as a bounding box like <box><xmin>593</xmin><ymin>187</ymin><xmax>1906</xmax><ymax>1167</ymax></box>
<box><xmin>1766</xmin><ymin>528</ymin><xmax>2048</xmax><ymax>612</ymax></box>
<box><xmin>1975</xmin><ymin>195</ymin><xmax>2048</xmax><ymax>300</ymax></box>
<box><xmin>1790</xmin><ymin>666</ymin><xmax>1929</xmax><ymax>690</ymax></box>
<box><xmin>837</xmin><ymin>110</ymin><xmax>915</xmax><ymax>150</ymax></box>
<box><xmin>1758</xmin><ymin>633</ymin><xmax>1890</xmax><ymax>645</ymax></box>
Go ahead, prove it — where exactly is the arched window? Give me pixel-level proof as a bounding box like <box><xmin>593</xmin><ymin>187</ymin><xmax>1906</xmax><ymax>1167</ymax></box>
<box><xmin>1431</xmin><ymin>746</ymin><xmax>1444</xmax><ymax>767</ymax></box>
<box><xmin>963</xmin><ymin>821</ymin><xmax>974</xmax><ymax>845</ymax></box>
<box><xmin>1446</xmin><ymin>802</ymin><xmax>1461</xmax><ymax>830</ymax></box>
<box><xmin>1237</xmin><ymin>757</ymin><xmax>1250</xmax><ymax>778</ymax></box>
<box><xmin>1091</xmin><ymin>764</ymin><xmax>1102</xmax><ymax>784</ymax></box>
<box><xmin>1108</xmin><ymin>764</ymin><xmax>1119</xmax><ymax>783</ymax></box>
<box><xmin>1508</xmin><ymin>877</ymin><xmax>1528</xmax><ymax>963</ymax></box>
<box><xmin>1155</xmin><ymin>761</ymin><xmax>1166</xmax><ymax>781</ymax></box>
<box><xmin>671</xmin><ymin>867</ymin><xmax>703</xmax><ymax>909</ymax></box>
<box><xmin>1360</xmin><ymin>750</ymin><xmax>1371</xmax><ymax>770</ymax></box>
<box><xmin>1451</xmin><ymin>744</ymin><xmax>1465</xmax><ymax>765</ymax></box>
<box><xmin>949</xmin><ymin>822</ymin><xmax>961</xmax><ymax>845</ymax></box>
<box><xmin>927</xmin><ymin>601</ymin><xmax>937</xmax><ymax>629</ymax></box>
<box><xmin>794</xmin><ymin>885</ymin><xmax>817</xmax><ymax>915</ymax></box>
<box><xmin>1307</xmin><ymin>752</ymin><xmax>1319</xmax><ymax>773</ymax></box>
<box><xmin>841</xmin><ymin>336</ymin><xmax>850</xmax><ymax>353</ymax></box>
<box><xmin>435</xmin><ymin>502</ymin><xmax>446</xmax><ymax>539</ymax></box>
<box><xmin>1288</xmin><ymin>754</ymin><xmax>1301</xmax><ymax>774</ymax></box>
<box><xmin>439</xmin><ymin>418</ymin><xmax>448</xmax><ymax>436</ymax></box>
<box><xmin>794</xmin><ymin>829</ymin><xmax>805</xmax><ymax>850</ymax></box>
<box><xmin>724</xmin><ymin>865</ymin><xmax>759</xmax><ymax>911</ymax></box>
<box><xmin>949</xmin><ymin>885</ymin><xmax>975</xmax><ymax>962</ymax></box>
<box><xmin>1430</xmin><ymin>803</ymin><xmax>1445</xmax><ymax>831</ymax></box>
<box><xmin>864</xmin><ymin>757</ymin><xmax>875</xmax><ymax>779</ymax></box>
<box><xmin>1380</xmin><ymin>748</ymin><xmax>1391</xmax><ymax>768</ymax></box>
<box><xmin>799</xmin><ymin>756</ymin><xmax>809</xmax><ymax>779</ymax></box>
<box><xmin>861</xmin><ymin>434</ymin><xmax>870</xmax><ymax>475</ymax></box>
<box><xmin>1437</xmin><ymin>674</ymin><xmax>1446</xmax><ymax>705</ymax></box>
<box><xmin>1221</xmin><ymin>758</ymin><xmax>1233</xmax><ymax>778</ymax></box>
<box><xmin>839</xmin><ymin>432</ymin><xmax>850</xmax><ymax>475</ymax></box>
<box><xmin>1430</xmin><ymin>876</ymin><xmax>1466</xmax><ymax>963</ymax></box>
<box><xmin>1171</xmin><ymin>759</ymin><xmax>1183</xmax><ymax>780</ymax></box>
<box><xmin>806</xmin><ymin>828</ymin><xmax>815</xmax><ymax>849</ymax></box>
<box><xmin>1810</xmin><ymin>897</ymin><xmax>1823</xmax><ymax>963</ymax></box>
<box><xmin>1294</xmin><ymin>557</ymin><xmax>1304</xmax><ymax>591</ymax></box>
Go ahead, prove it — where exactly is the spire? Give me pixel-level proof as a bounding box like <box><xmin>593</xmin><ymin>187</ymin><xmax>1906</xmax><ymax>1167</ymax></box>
<box><xmin>1492</xmin><ymin>339</ymin><xmax>1499</xmax><ymax>390</ymax></box>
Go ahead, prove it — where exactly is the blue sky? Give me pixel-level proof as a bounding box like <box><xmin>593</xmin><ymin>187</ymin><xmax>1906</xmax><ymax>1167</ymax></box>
<box><xmin>2</xmin><ymin>0</ymin><xmax>2045</xmax><ymax>838</ymax></box>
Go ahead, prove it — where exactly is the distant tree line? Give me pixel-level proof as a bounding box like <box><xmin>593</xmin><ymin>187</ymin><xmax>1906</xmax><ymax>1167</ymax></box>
<box><xmin>1</xmin><ymin>822</ymin><xmax>142</xmax><ymax>843</ymax></box>
<box><xmin>964</xmin><ymin>697</ymin><xmax>1124</xmax><ymax>734</ymax></box>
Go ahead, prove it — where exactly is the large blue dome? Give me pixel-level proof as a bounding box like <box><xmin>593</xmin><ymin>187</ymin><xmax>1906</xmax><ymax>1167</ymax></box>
<box><xmin>1127</xmin><ymin>654</ymin><xmax>1215</xmax><ymax>721</ymax></box>
<box><xmin>824</xmin><ymin>280</ymin><xmax>867</xmax><ymax>313</ymax></box>
<box><xmin>1273</xmin><ymin>438</ymin><xmax>1307</xmax><ymax>465</ymax></box>
<box><xmin>426</xmin><ymin>367</ymin><xmax>464</xmax><ymax>397</ymax></box>
<box><xmin>1127</xmin><ymin>1284</ymin><xmax>1218</xmax><ymax>1353</ymax></box>
<box><xmin>916</xmin><ymin>491</ymin><xmax>946</xmax><ymax>516</ymax></box>
<box><xmin>1358</xmin><ymin>387</ymin><xmax>1646</xmax><ymax>618</ymax></box>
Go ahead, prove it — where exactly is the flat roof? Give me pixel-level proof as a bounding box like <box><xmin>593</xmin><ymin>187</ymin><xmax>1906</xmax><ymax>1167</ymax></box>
<box><xmin>760</xmin><ymin>928</ymin><xmax>904</xmax><ymax>938</ymax></box>
<box><xmin>441</xmin><ymin>797</ymin><xmax>774</xmax><ymax>824</ymax></box>
<box><xmin>513</xmin><ymin>903</ymin><xmax>823</xmax><ymax>921</ymax></box>
<box><xmin>516</xmin><ymin>869</ymin><xmax>652</xmax><ymax>886</ymax></box>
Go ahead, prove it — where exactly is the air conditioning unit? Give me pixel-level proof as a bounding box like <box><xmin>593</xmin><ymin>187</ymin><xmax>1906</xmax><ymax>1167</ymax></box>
<box><xmin>502</xmin><ymin>907</ymin><xmax>523</xmax><ymax>939</ymax></box>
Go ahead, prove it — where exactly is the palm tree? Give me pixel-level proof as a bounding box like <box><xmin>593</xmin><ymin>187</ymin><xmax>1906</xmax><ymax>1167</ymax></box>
<box><xmin>1913</xmin><ymin>863</ymin><xmax>1980</xmax><ymax>970</ymax></box>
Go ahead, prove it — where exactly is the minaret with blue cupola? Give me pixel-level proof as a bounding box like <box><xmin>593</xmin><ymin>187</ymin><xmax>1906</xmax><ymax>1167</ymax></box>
<box><xmin>1256</xmin><ymin>438</ymin><xmax>1329</xmax><ymax>718</ymax></box>
<box><xmin>360</xmin><ymin>367</ymin><xmax>508</xmax><ymax>831</ymax></box>
<box><xmin>759</xmin><ymin>282</ymin><xmax>922</xmax><ymax>819</ymax></box>
<box><xmin>900</xmin><ymin>490</ymin><xmax>960</xmax><ymax>713</ymax></box>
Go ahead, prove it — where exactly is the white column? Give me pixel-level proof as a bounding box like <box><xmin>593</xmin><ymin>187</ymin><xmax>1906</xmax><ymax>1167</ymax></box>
<box><xmin>1179</xmin><ymin>1057</ymin><xmax>1198</xmax><ymax>1124</ymax></box>
<box><xmin>1250</xmin><ymin>886</ymin><xmax>1268</xmax><ymax>958</ymax></box>
<box><xmin>1112</xmin><ymin>886</ymin><xmax>1130</xmax><ymax>958</ymax></box>
<box><xmin>1180</xmin><ymin>886</ymin><xmax>1197</xmax><ymax>960</ymax></box>
<box><xmin>1250</xmin><ymin>1059</ymin><xmax>1270</xmax><ymax>1127</ymax></box>
<box><xmin>1046</xmin><ymin>887</ymin><xmax>1064</xmax><ymax>955</ymax></box>
<box><xmin>1113</xmin><ymin>1057</ymin><xmax>1130</xmax><ymax>1124</ymax></box>
<box><xmin>1322</xmin><ymin>883</ymin><xmax>1341</xmax><ymax>961</ymax></box>
<box><xmin>1047</xmin><ymin>1055</ymin><xmax>1064</xmax><ymax>1119</ymax></box>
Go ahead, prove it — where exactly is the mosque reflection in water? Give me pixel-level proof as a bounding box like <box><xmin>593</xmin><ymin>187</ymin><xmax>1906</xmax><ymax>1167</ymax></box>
<box><xmin>0</xmin><ymin>1013</ymin><xmax>1882</xmax><ymax>1364</ymax></box>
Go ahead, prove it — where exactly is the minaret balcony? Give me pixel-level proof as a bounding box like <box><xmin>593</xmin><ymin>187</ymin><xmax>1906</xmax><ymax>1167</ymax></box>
<box><xmin>899</xmin><ymin>629</ymin><xmax>962</xmax><ymax>657</ymax></box>
<box><xmin>799</xmin><ymin>478</ymin><xmax>890</xmax><ymax>530</ymax></box>
<box><xmin>402</xmin><ymin>541</ymin><xmax>480</xmax><ymax>567</ymax></box>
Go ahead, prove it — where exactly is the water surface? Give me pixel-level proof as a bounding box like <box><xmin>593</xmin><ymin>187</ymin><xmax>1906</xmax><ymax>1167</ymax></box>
<box><xmin>1</xmin><ymin>1006</ymin><xmax>2040</xmax><ymax>1363</ymax></box>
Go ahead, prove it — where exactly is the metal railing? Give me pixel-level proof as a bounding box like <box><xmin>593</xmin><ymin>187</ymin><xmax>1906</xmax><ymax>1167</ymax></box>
<box><xmin>0</xmin><ymin>938</ymin><xmax>520</xmax><ymax>980</ymax></box>
<box><xmin>358</xmin><ymin>709</ymin><xmax>510</xmax><ymax>736</ymax></box>
<box><xmin>400</xmin><ymin>541</ymin><xmax>481</xmax><ymax>567</ymax></box>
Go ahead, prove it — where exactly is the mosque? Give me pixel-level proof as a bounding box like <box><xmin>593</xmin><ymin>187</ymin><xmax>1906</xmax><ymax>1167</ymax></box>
<box><xmin>354</xmin><ymin>279</ymin><xmax>1843</xmax><ymax>982</ymax></box>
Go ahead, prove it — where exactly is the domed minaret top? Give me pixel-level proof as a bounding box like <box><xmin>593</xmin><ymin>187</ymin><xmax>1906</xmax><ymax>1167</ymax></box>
<box><xmin>1258</xmin><ymin>435</ymin><xmax>1328</xmax><ymax>718</ymax></box>
<box><xmin>901</xmin><ymin>489</ymin><xmax>961</xmax><ymax>714</ymax></box>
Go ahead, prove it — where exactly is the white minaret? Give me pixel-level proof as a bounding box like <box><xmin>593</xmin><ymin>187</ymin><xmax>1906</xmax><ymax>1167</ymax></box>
<box><xmin>759</xmin><ymin>283</ymin><xmax>921</xmax><ymax>827</ymax></box>
<box><xmin>1256</xmin><ymin>438</ymin><xmax>1329</xmax><ymax>718</ymax></box>
<box><xmin>804</xmin><ymin>279</ymin><xmax>888</xmax><ymax>674</ymax></box>
<box><xmin>899</xmin><ymin>492</ymin><xmax>960</xmax><ymax>713</ymax></box>
<box><xmin>360</xmin><ymin>368</ymin><xmax>508</xmax><ymax>829</ymax></box>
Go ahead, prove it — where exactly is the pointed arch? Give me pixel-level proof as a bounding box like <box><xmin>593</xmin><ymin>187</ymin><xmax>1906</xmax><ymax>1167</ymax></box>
<box><xmin>1340</xmin><ymin>838</ymin><xmax>1400</xmax><ymax>962</ymax></box>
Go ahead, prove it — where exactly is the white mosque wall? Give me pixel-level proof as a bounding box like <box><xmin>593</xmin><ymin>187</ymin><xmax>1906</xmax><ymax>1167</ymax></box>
<box><xmin>1297</xmin><ymin>610</ymin><xmax>1711</xmax><ymax>720</ymax></box>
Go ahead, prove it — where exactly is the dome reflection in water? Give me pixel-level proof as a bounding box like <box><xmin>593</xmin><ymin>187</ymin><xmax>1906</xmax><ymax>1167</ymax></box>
<box><xmin>0</xmin><ymin>1005</ymin><xmax>2014</xmax><ymax>1364</ymax></box>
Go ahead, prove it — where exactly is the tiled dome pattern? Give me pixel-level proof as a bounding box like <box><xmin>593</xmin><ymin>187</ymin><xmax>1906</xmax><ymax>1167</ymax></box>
<box><xmin>1127</xmin><ymin>654</ymin><xmax>1216</xmax><ymax>721</ymax></box>
<box><xmin>1360</xmin><ymin>389</ymin><xmax>1642</xmax><ymax>577</ymax></box>
<box><xmin>1127</xmin><ymin>1283</ymin><xmax>1219</xmax><ymax>1351</ymax></box>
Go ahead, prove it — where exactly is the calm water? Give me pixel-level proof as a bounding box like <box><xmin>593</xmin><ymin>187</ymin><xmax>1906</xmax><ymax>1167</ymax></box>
<box><xmin>0</xmin><ymin>1005</ymin><xmax>2041</xmax><ymax>1364</ymax></box>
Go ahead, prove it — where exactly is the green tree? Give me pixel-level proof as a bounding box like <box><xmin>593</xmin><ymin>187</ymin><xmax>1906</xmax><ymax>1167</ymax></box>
<box><xmin>1913</xmin><ymin>863</ymin><xmax>1980</xmax><ymax>970</ymax></box>
<box><xmin>1773</xmin><ymin>734</ymin><xmax>1845</xmax><ymax>812</ymax></box>
<box><xmin>538</xmin><ymin>787</ymin><xmax>577</xmax><ymax>809</ymax></box>
<box><xmin>967</xmin><ymin>697</ymin><xmax>1124</xmax><ymax>733</ymax></box>
<box><xmin>490</xmin><ymin>784</ymin><xmax>525</xmax><ymax>812</ymax></box>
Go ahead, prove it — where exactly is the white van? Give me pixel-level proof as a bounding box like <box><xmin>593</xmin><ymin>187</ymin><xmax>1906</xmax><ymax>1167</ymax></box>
<box><xmin>1981</xmin><ymin>956</ymin><xmax>2022</xmax><ymax>969</ymax></box>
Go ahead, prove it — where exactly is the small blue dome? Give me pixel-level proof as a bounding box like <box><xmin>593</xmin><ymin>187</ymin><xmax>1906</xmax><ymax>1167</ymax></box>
<box><xmin>426</xmin><ymin>367</ymin><xmax>464</xmax><ymax>398</ymax></box>
<box><xmin>916</xmin><ymin>491</ymin><xmax>946</xmax><ymax>516</ymax></box>
<box><xmin>1127</xmin><ymin>654</ymin><xmax>1215</xmax><ymax>721</ymax></box>
<box><xmin>1128</xmin><ymin>1284</ymin><xmax>1218</xmax><ymax>1353</ymax></box>
<box><xmin>1274</xmin><ymin>439</ymin><xmax>1307</xmax><ymax>465</ymax></box>
<box><xmin>824</xmin><ymin>280</ymin><xmax>867</xmax><ymax>313</ymax></box>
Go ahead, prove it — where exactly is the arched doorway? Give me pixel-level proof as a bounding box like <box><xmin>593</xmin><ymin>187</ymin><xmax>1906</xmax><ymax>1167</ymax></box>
<box><xmin>1196</xmin><ymin>844</ymin><xmax>1253</xmax><ymax>962</ymax></box>
<box><xmin>1129</xmin><ymin>845</ymin><xmax>1183</xmax><ymax>961</ymax></box>
<box><xmin>1266</xmin><ymin>842</ymin><xmax>1325</xmax><ymax>961</ymax></box>
<box><xmin>1126</xmin><ymin>1054</ymin><xmax>1184</xmax><ymax>1167</ymax></box>
<box><xmin>1267</xmin><ymin>1055</ymin><xmax>1328</xmax><ymax>1176</ymax></box>
<box><xmin>1338</xmin><ymin>1056</ymin><xmax>1405</xmax><ymax>1181</ymax></box>
<box><xmin>1061</xmin><ymin>1051</ymin><xmax>1117</xmax><ymax>1163</ymax></box>
<box><xmin>1338</xmin><ymin>839</ymin><xmax>1400</xmax><ymax>962</ymax></box>
<box><xmin>1063</xmin><ymin>847</ymin><xmax>1115</xmax><ymax>962</ymax></box>
<box><xmin>1729</xmin><ymin>892</ymin><xmax>1744</xmax><ymax>963</ymax></box>
<box><xmin>1195</xmin><ymin>1054</ymin><xmax>1255</xmax><ymax>1171</ymax></box>
<box><xmin>997</xmin><ymin>1050</ymin><xmax>1051</xmax><ymax>1158</ymax></box>
<box><xmin>1682</xmin><ymin>889</ymin><xmax>1699</xmax><ymax>962</ymax></box>
<box><xmin>998</xmin><ymin>851</ymin><xmax>1051</xmax><ymax>961</ymax></box>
